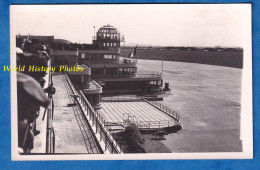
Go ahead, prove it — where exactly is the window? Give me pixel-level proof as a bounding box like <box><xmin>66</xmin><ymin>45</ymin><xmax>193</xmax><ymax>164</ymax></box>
<box><xmin>81</xmin><ymin>54</ymin><xmax>86</xmax><ymax>59</ymax></box>
<box><xmin>104</xmin><ymin>54</ymin><xmax>113</xmax><ymax>59</ymax></box>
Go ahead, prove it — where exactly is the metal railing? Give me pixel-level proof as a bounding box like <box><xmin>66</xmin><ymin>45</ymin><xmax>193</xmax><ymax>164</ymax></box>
<box><xmin>64</xmin><ymin>73</ymin><xmax>122</xmax><ymax>154</ymax></box>
<box><xmin>105</xmin><ymin>119</ymin><xmax>176</xmax><ymax>130</ymax></box>
<box><xmin>102</xmin><ymin>96</ymin><xmax>141</xmax><ymax>101</ymax></box>
<box><xmin>45</xmin><ymin>61</ymin><xmax>55</xmax><ymax>154</ymax></box>
<box><xmin>134</xmin><ymin>73</ymin><xmax>162</xmax><ymax>79</ymax></box>
<box><xmin>92</xmin><ymin>73</ymin><xmax>162</xmax><ymax>79</ymax></box>
<box><xmin>91</xmin><ymin>79</ymin><xmax>102</xmax><ymax>89</ymax></box>
<box><xmin>137</xmin><ymin>71</ymin><xmax>162</xmax><ymax>75</ymax></box>
<box><xmin>142</xmin><ymin>98</ymin><xmax>180</xmax><ymax>124</ymax></box>
<box><xmin>102</xmin><ymin>97</ymin><xmax>180</xmax><ymax>129</ymax></box>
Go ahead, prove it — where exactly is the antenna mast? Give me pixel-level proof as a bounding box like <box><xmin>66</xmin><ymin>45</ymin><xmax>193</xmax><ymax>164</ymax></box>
<box><xmin>94</xmin><ymin>26</ymin><xmax>96</xmax><ymax>40</ymax></box>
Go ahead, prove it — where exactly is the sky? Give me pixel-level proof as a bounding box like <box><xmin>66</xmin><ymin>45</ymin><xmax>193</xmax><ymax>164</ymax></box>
<box><xmin>12</xmin><ymin>4</ymin><xmax>251</xmax><ymax>47</ymax></box>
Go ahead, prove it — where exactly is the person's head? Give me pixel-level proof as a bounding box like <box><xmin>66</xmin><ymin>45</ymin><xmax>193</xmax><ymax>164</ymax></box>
<box><xmin>28</xmin><ymin>39</ymin><xmax>46</xmax><ymax>54</ymax></box>
<box><xmin>17</xmin><ymin>54</ymin><xmax>48</xmax><ymax>81</ymax></box>
<box><xmin>31</xmin><ymin>39</ymin><xmax>40</xmax><ymax>45</ymax></box>
<box><xmin>16</xmin><ymin>37</ymin><xmax>26</xmax><ymax>49</ymax></box>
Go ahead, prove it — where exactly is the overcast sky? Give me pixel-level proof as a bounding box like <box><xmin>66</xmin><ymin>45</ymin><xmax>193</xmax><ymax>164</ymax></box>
<box><xmin>13</xmin><ymin>4</ymin><xmax>251</xmax><ymax>47</ymax></box>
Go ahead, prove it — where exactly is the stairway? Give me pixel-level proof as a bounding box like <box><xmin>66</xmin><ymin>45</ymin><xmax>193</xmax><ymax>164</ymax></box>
<box><xmin>131</xmin><ymin>123</ymin><xmax>145</xmax><ymax>143</ymax></box>
<box><xmin>123</xmin><ymin>113</ymin><xmax>145</xmax><ymax>144</ymax></box>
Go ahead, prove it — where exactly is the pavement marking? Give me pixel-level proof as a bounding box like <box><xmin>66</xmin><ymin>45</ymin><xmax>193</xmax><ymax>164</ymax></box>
<box><xmin>201</xmin><ymin>82</ymin><xmax>218</xmax><ymax>87</ymax></box>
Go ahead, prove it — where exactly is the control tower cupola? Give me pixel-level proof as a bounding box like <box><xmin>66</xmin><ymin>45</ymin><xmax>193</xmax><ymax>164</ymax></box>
<box><xmin>93</xmin><ymin>25</ymin><xmax>121</xmax><ymax>49</ymax></box>
<box><xmin>97</xmin><ymin>25</ymin><xmax>120</xmax><ymax>41</ymax></box>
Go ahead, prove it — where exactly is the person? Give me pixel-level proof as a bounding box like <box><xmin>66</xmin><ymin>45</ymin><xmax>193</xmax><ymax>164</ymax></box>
<box><xmin>16</xmin><ymin>37</ymin><xmax>55</xmax><ymax>153</ymax></box>
<box><xmin>17</xmin><ymin>72</ymin><xmax>49</xmax><ymax>153</ymax></box>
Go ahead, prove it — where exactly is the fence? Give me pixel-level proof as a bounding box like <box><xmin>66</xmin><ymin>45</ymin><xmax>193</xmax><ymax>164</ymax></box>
<box><xmin>92</xmin><ymin>72</ymin><xmax>162</xmax><ymax>79</ymax></box>
<box><xmin>142</xmin><ymin>98</ymin><xmax>180</xmax><ymax>124</ymax></box>
<box><xmin>45</xmin><ymin>61</ymin><xmax>55</xmax><ymax>153</ymax></box>
<box><xmin>107</xmin><ymin>118</ymin><xmax>177</xmax><ymax>130</ymax></box>
<box><xmin>102</xmin><ymin>97</ymin><xmax>180</xmax><ymax>129</ymax></box>
<box><xmin>64</xmin><ymin>73</ymin><xmax>122</xmax><ymax>154</ymax></box>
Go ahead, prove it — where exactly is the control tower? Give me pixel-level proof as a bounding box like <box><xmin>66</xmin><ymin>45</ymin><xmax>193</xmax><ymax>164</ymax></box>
<box><xmin>93</xmin><ymin>24</ymin><xmax>121</xmax><ymax>51</ymax></box>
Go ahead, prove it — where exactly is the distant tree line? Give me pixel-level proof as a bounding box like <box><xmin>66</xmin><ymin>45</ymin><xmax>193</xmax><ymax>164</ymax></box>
<box><xmin>50</xmin><ymin>43</ymin><xmax>95</xmax><ymax>51</ymax></box>
<box><xmin>122</xmin><ymin>46</ymin><xmax>243</xmax><ymax>52</ymax></box>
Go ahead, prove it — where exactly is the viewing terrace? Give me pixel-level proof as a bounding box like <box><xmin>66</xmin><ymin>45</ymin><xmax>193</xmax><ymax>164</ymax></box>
<box><xmin>98</xmin><ymin>96</ymin><xmax>180</xmax><ymax>130</ymax></box>
<box><xmin>32</xmin><ymin>71</ymin><xmax>103</xmax><ymax>154</ymax></box>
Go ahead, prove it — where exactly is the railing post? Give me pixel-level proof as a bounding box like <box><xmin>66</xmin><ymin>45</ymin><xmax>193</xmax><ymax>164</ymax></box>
<box><xmin>96</xmin><ymin>118</ymin><xmax>98</xmax><ymax>133</ymax></box>
<box><xmin>112</xmin><ymin>143</ymin><xmax>114</xmax><ymax>154</ymax></box>
<box><xmin>100</xmin><ymin>130</ymin><xmax>102</xmax><ymax>141</ymax></box>
<box><xmin>105</xmin><ymin>135</ymin><xmax>107</xmax><ymax>151</ymax></box>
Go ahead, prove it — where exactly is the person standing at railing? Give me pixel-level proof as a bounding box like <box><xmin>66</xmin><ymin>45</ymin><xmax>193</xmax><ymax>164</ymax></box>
<box><xmin>16</xmin><ymin>36</ymin><xmax>55</xmax><ymax>153</ymax></box>
<box><xmin>17</xmin><ymin>72</ymin><xmax>49</xmax><ymax>153</ymax></box>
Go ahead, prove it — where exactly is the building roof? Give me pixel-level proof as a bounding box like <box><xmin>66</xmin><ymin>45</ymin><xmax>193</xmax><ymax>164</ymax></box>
<box><xmin>97</xmin><ymin>25</ymin><xmax>120</xmax><ymax>34</ymax></box>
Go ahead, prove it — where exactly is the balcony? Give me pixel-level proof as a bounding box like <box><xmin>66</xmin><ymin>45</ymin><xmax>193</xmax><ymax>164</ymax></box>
<box><xmin>92</xmin><ymin>71</ymin><xmax>162</xmax><ymax>82</ymax></box>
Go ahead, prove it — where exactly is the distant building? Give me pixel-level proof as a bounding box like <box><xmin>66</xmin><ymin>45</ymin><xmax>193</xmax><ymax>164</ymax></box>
<box><xmin>17</xmin><ymin>35</ymin><xmax>55</xmax><ymax>44</ymax></box>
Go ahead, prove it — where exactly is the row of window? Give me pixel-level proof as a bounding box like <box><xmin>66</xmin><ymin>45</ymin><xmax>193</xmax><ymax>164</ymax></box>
<box><xmin>91</xmin><ymin>67</ymin><xmax>137</xmax><ymax>75</ymax></box>
<box><xmin>80</xmin><ymin>54</ymin><xmax>119</xmax><ymax>60</ymax></box>
<box><xmin>149</xmin><ymin>80</ymin><xmax>162</xmax><ymax>86</ymax></box>
<box><xmin>98</xmin><ymin>33</ymin><xmax>120</xmax><ymax>40</ymax></box>
<box><xmin>103</xmin><ymin>42</ymin><xmax>120</xmax><ymax>47</ymax></box>
<box><xmin>118</xmin><ymin>67</ymin><xmax>137</xmax><ymax>73</ymax></box>
<box><xmin>104</xmin><ymin>54</ymin><xmax>118</xmax><ymax>60</ymax></box>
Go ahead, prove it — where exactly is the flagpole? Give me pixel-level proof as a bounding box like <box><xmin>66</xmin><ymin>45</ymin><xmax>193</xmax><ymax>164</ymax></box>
<box><xmin>94</xmin><ymin>26</ymin><xmax>95</xmax><ymax>39</ymax></box>
<box><xmin>162</xmin><ymin>55</ymin><xmax>164</xmax><ymax>76</ymax></box>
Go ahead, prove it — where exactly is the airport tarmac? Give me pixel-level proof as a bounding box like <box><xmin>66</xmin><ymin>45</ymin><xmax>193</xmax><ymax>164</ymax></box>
<box><xmin>137</xmin><ymin>59</ymin><xmax>242</xmax><ymax>152</ymax></box>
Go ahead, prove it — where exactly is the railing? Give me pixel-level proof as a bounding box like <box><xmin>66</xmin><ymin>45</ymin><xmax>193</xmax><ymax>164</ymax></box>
<box><xmin>102</xmin><ymin>97</ymin><xmax>180</xmax><ymax>129</ymax></box>
<box><xmin>134</xmin><ymin>73</ymin><xmax>162</xmax><ymax>79</ymax></box>
<box><xmin>102</xmin><ymin>96</ymin><xmax>180</xmax><ymax>129</ymax></box>
<box><xmin>92</xmin><ymin>74</ymin><xmax>136</xmax><ymax>79</ymax></box>
<box><xmin>105</xmin><ymin>119</ymin><xmax>176</xmax><ymax>129</ymax></box>
<box><xmin>64</xmin><ymin>73</ymin><xmax>122</xmax><ymax>154</ymax></box>
<box><xmin>92</xmin><ymin>73</ymin><xmax>162</xmax><ymax>79</ymax></box>
<box><xmin>91</xmin><ymin>79</ymin><xmax>102</xmax><ymax>89</ymax></box>
<box><xmin>135</xmin><ymin>120</ymin><xmax>177</xmax><ymax>129</ymax></box>
<box><xmin>45</xmin><ymin>61</ymin><xmax>55</xmax><ymax>153</ymax></box>
<box><xmin>142</xmin><ymin>98</ymin><xmax>180</xmax><ymax>124</ymax></box>
<box><xmin>102</xmin><ymin>96</ymin><xmax>141</xmax><ymax>101</ymax></box>
<box><xmin>137</xmin><ymin>71</ymin><xmax>162</xmax><ymax>75</ymax></box>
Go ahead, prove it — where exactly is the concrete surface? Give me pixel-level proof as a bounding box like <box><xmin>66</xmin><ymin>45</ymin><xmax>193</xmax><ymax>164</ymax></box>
<box><xmin>137</xmin><ymin>59</ymin><xmax>242</xmax><ymax>152</ymax></box>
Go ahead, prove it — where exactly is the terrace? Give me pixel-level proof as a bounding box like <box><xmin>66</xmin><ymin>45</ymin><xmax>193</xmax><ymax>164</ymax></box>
<box><xmin>98</xmin><ymin>96</ymin><xmax>180</xmax><ymax>130</ymax></box>
<box><xmin>32</xmin><ymin>72</ymin><xmax>102</xmax><ymax>154</ymax></box>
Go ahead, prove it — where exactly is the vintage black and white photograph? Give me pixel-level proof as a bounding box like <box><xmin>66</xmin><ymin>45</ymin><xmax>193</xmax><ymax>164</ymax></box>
<box><xmin>10</xmin><ymin>4</ymin><xmax>252</xmax><ymax>160</ymax></box>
